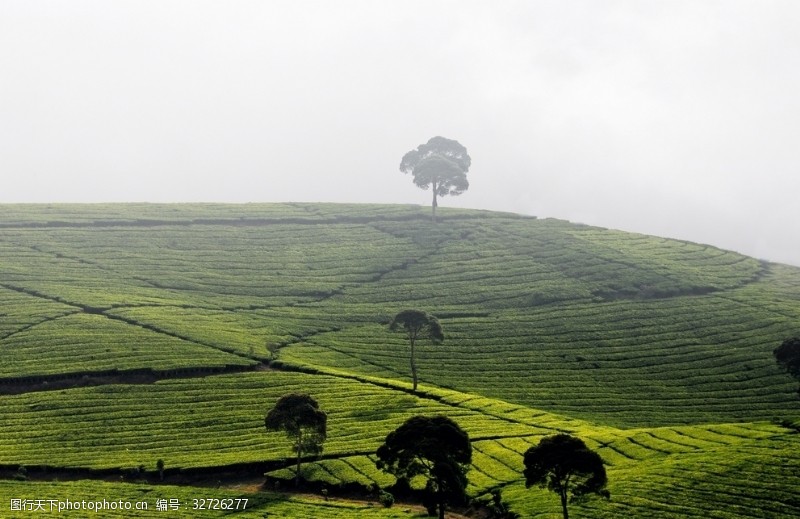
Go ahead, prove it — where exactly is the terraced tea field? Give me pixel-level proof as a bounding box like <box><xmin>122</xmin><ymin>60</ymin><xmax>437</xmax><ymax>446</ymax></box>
<box><xmin>0</xmin><ymin>203</ymin><xmax>798</xmax><ymax>518</ymax></box>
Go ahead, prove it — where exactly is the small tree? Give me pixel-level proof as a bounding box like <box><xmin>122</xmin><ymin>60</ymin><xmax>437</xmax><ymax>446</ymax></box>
<box><xmin>523</xmin><ymin>434</ymin><xmax>609</xmax><ymax>519</ymax></box>
<box><xmin>400</xmin><ymin>136</ymin><xmax>471</xmax><ymax>221</ymax></box>
<box><xmin>389</xmin><ymin>310</ymin><xmax>443</xmax><ymax>392</ymax></box>
<box><xmin>774</xmin><ymin>336</ymin><xmax>800</xmax><ymax>397</ymax></box>
<box><xmin>487</xmin><ymin>489</ymin><xmax>519</xmax><ymax>519</ymax></box>
<box><xmin>156</xmin><ymin>459</ymin><xmax>165</xmax><ymax>481</ymax></box>
<box><xmin>378</xmin><ymin>490</ymin><xmax>395</xmax><ymax>508</ymax></box>
<box><xmin>265</xmin><ymin>393</ymin><xmax>327</xmax><ymax>486</ymax></box>
<box><xmin>376</xmin><ymin>415</ymin><xmax>471</xmax><ymax>519</ymax></box>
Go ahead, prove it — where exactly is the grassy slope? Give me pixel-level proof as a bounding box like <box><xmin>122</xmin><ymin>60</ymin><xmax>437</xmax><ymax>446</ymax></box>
<box><xmin>0</xmin><ymin>203</ymin><xmax>798</xmax><ymax>518</ymax></box>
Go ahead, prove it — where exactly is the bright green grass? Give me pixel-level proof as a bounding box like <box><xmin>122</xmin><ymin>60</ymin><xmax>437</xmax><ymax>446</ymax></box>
<box><xmin>0</xmin><ymin>371</ymin><xmax>542</xmax><ymax>470</ymax></box>
<box><xmin>0</xmin><ymin>223</ymin><xmax>419</xmax><ymax>309</ymax></box>
<box><xmin>499</xmin><ymin>426</ymin><xmax>800</xmax><ymax>518</ymax></box>
<box><xmin>1</xmin><ymin>203</ymin><xmax>799</xmax><ymax>518</ymax></box>
<box><xmin>1</xmin><ymin>206</ymin><xmax>784</xmax><ymax>424</ymax></box>
<box><xmin>104</xmin><ymin>306</ymin><xmax>352</xmax><ymax>358</ymax></box>
<box><xmin>0</xmin><ymin>313</ymin><xmax>256</xmax><ymax>378</ymax></box>
<box><xmin>0</xmin><ymin>207</ymin><xmax>765</xmax><ymax>314</ymax></box>
<box><xmin>277</xmin><ymin>423</ymin><xmax>800</xmax><ymax>518</ymax></box>
<box><xmin>344</xmin><ymin>217</ymin><xmax>763</xmax><ymax>308</ymax></box>
<box><xmin>289</xmin><ymin>287</ymin><xmax>799</xmax><ymax>427</ymax></box>
<box><xmin>0</xmin><ymin>286</ymin><xmax>76</xmax><ymax>340</ymax></box>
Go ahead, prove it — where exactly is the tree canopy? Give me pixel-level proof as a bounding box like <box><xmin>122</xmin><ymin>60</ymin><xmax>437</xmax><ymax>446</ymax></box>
<box><xmin>774</xmin><ymin>337</ymin><xmax>800</xmax><ymax>378</ymax></box>
<box><xmin>775</xmin><ymin>337</ymin><xmax>800</xmax><ymax>397</ymax></box>
<box><xmin>400</xmin><ymin>136</ymin><xmax>471</xmax><ymax>220</ymax></box>
<box><xmin>389</xmin><ymin>309</ymin><xmax>444</xmax><ymax>392</ymax></box>
<box><xmin>265</xmin><ymin>393</ymin><xmax>327</xmax><ymax>486</ymax></box>
<box><xmin>376</xmin><ymin>415</ymin><xmax>471</xmax><ymax>519</ymax></box>
<box><xmin>523</xmin><ymin>434</ymin><xmax>609</xmax><ymax>519</ymax></box>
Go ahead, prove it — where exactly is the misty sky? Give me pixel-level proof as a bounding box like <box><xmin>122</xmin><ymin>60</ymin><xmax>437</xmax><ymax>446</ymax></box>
<box><xmin>2</xmin><ymin>1</ymin><xmax>799</xmax><ymax>266</ymax></box>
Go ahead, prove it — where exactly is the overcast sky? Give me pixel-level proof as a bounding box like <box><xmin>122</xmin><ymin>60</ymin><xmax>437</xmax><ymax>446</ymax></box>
<box><xmin>2</xmin><ymin>1</ymin><xmax>798</xmax><ymax>266</ymax></box>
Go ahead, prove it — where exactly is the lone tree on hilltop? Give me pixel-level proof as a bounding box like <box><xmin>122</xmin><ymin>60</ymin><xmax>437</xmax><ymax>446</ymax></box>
<box><xmin>774</xmin><ymin>336</ymin><xmax>800</xmax><ymax>397</ymax></box>
<box><xmin>376</xmin><ymin>415</ymin><xmax>472</xmax><ymax>519</ymax></box>
<box><xmin>400</xmin><ymin>136</ymin><xmax>471</xmax><ymax>221</ymax></box>
<box><xmin>265</xmin><ymin>393</ymin><xmax>327</xmax><ymax>486</ymax></box>
<box><xmin>389</xmin><ymin>310</ymin><xmax>443</xmax><ymax>392</ymax></box>
<box><xmin>523</xmin><ymin>434</ymin><xmax>609</xmax><ymax>519</ymax></box>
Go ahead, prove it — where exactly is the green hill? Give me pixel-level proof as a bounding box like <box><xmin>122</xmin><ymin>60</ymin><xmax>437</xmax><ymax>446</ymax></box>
<box><xmin>1</xmin><ymin>203</ymin><xmax>798</xmax><ymax>518</ymax></box>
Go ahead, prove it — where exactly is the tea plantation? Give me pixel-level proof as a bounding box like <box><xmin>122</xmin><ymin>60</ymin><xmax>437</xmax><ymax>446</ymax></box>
<box><xmin>1</xmin><ymin>203</ymin><xmax>798</xmax><ymax>518</ymax></box>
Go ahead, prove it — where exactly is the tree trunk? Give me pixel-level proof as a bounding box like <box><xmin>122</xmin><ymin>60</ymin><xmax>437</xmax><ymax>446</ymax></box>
<box><xmin>410</xmin><ymin>337</ymin><xmax>418</xmax><ymax>391</ymax></box>
<box><xmin>560</xmin><ymin>488</ymin><xmax>569</xmax><ymax>519</ymax></box>
<box><xmin>295</xmin><ymin>429</ymin><xmax>303</xmax><ymax>487</ymax></box>
<box><xmin>439</xmin><ymin>501</ymin><xmax>445</xmax><ymax>519</ymax></box>
<box><xmin>431</xmin><ymin>181</ymin><xmax>438</xmax><ymax>222</ymax></box>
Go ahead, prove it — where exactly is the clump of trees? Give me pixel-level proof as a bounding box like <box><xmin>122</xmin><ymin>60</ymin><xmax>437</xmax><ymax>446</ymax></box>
<box><xmin>260</xmin><ymin>401</ymin><xmax>611</xmax><ymax>519</ymax></box>
<box><xmin>260</xmin><ymin>376</ymin><xmax>611</xmax><ymax>519</ymax></box>
<box><xmin>265</xmin><ymin>393</ymin><xmax>327</xmax><ymax>486</ymax></box>
<box><xmin>389</xmin><ymin>310</ymin><xmax>443</xmax><ymax>392</ymax></box>
<box><xmin>400</xmin><ymin>136</ymin><xmax>471</xmax><ymax>221</ymax></box>
<box><xmin>376</xmin><ymin>415</ymin><xmax>471</xmax><ymax>519</ymax></box>
<box><xmin>523</xmin><ymin>434</ymin><xmax>609</xmax><ymax>519</ymax></box>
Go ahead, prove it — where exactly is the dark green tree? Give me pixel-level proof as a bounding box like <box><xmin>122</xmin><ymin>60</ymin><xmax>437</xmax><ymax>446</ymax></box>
<box><xmin>774</xmin><ymin>336</ymin><xmax>800</xmax><ymax>396</ymax></box>
<box><xmin>400</xmin><ymin>136</ymin><xmax>471</xmax><ymax>221</ymax></box>
<box><xmin>265</xmin><ymin>393</ymin><xmax>327</xmax><ymax>486</ymax></box>
<box><xmin>523</xmin><ymin>434</ymin><xmax>609</xmax><ymax>519</ymax></box>
<box><xmin>376</xmin><ymin>415</ymin><xmax>472</xmax><ymax>519</ymax></box>
<box><xmin>389</xmin><ymin>310</ymin><xmax>444</xmax><ymax>392</ymax></box>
